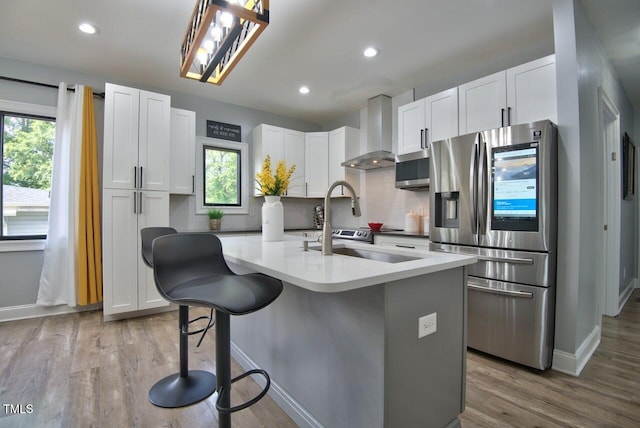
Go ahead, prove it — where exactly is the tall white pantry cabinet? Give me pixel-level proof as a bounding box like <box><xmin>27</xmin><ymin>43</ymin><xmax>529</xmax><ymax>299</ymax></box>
<box><xmin>102</xmin><ymin>83</ymin><xmax>171</xmax><ymax>317</ymax></box>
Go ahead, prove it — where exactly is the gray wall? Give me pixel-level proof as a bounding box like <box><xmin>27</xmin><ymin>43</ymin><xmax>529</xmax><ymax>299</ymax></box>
<box><xmin>553</xmin><ymin>0</ymin><xmax>636</xmax><ymax>355</ymax></box>
<box><xmin>0</xmin><ymin>56</ymin><xmax>323</xmax><ymax>309</ymax></box>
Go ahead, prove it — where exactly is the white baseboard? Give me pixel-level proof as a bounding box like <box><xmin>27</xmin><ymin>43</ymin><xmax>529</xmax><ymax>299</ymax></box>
<box><xmin>618</xmin><ymin>278</ymin><xmax>637</xmax><ymax>312</ymax></box>
<box><xmin>0</xmin><ymin>302</ymin><xmax>102</xmax><ymax>323</ymax></box>
<box><xmin>552</xmin><ymin>324</ymin><xmax>601</xmax><ymax>376</ymax></box>
<box><xmin>230</xmin><ymin>341</ymin><xmax>323</xmax><ymax>428</ymax></box>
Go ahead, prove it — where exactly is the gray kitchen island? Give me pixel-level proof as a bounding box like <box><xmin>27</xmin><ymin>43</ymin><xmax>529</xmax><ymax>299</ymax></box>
<box><xmin>219</xmin><ymin>235</ymin><xmax>477</xmax><ymax>428</ymax></box>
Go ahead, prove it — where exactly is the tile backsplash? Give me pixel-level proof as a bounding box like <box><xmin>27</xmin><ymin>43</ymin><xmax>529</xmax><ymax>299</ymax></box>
<box><xmin>170</xmin><ymin>169</ymin><xmax>430</xmax><ymax>233</ymax></box>
<box><xmin>170</xmin><ymin>194</ymin><xmax>322</xmax><ymax>232</ymax></box>
<box><xmin>361</xmin><ymin>167</ymin><xmax>429</xmax><ymax>231</ymax></box>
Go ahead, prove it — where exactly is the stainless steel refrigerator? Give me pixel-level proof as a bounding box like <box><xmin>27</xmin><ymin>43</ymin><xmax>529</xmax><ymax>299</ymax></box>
<box><xmin>429</xmin><ymin>120</ymin><xmax>557</xmax><ymax>370</ymax></box>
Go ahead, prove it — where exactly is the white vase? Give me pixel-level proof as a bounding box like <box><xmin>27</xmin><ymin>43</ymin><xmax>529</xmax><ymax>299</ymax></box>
<box><xmin>262</xmin><ymin>195</ymin><xmax>284</xmax><ymax>241</ymax></box>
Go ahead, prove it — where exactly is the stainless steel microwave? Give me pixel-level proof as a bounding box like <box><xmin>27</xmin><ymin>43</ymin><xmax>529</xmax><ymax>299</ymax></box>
<box><xmin>395</xmin><ymin>149</ymin><xmax>429</xmax><ymax>190</ymax></box>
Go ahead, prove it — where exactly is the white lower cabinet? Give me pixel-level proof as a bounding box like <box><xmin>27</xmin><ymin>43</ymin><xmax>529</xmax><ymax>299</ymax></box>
<box><xmin>103</xmin><ymin>189</ymin><xmax>170</xmax><ymax>316</ymax></box>
<box><xmin>374</xmin><ymin>234</ymin><xmax>430</xmax><ymax>250</ymax></box>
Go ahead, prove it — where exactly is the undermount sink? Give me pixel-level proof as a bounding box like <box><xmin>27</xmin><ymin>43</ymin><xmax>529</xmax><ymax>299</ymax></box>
<box><xmin>311</xmin><ymin>246</ymin><xmax>420</xmax><ymax>263</ymax></box>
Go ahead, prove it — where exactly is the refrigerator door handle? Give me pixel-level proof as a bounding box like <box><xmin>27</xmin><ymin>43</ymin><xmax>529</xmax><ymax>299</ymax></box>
<box><xmin>477</xmin><ymin>135</ymin><xmax>488</xmax><ymax>234</ymax></box>
<box><xmin>477</xmin><ymin>255</ymin><xmax>534</xmax><ymax>265</ymax></box>
<box><xmin>429</xmin><ymin>248</ymin><xmax>534</xmax><ymax>265</ymax></box>
<box><xmin>470</xmin><ymin>139</ymin><xmax>478</xmax><ymax>234</ymax></box>
<box><xmin>468</xmin><ymin>282</ymin><xmax>533</xmax><ymax>299</ymax></box>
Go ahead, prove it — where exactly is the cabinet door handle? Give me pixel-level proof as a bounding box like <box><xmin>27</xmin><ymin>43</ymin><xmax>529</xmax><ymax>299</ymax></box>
<box><xmin>139</xmin><ymin>192</ymin><xmax>143</xmax><ymax>214</ymax></box>
<box><xmin>134</xmin><ymin>167</ymin><xmax>137</xmax><ymax>188</ymax></box>
<box><xmin>507</xmin><ymin>107</ymin><xmax>512</xmax><ymax>126</ymax></box>
<box><xmin>133</xmin><ymin>191</ymin><xmax>137</xmax><ymax>213</ymax></box>
<box><xmin>501</xmin><ymin>108</ymin><xmax>505</xmax><ymax>127</ymax></box>
<box><xmin>420</xmin><ymin>129</ymin><xmax>425</xmax><ymax>148</ymax></box>
<box><xmin>305</xmin><ymin>182</ymin><xmax>308</xmax><ymax>197</ymax></box>
<box><xmin>395</xmin><ymin>244</ymin><xmax>415</xmax><ymax>249</ymax></box>
<box><xmin>192</xmin><ymin>175</ymin><xmax>195</xmax><ymax>194</ymax></box>
<box><xmin>425</xmin><ymin>128</ymin><xmax>429</xmax><ymax>148</ymax></box>
<box><xmin>139</xmin><ymin>166</ymin><xmax>144</xmax><ymax>189</ymax></box>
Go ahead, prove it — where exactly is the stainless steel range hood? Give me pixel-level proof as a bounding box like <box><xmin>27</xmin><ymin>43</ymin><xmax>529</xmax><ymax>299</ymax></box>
<box><xmin>342</xmin><ymin>95</ymin><xmax>395</xmax><ymax>170</ymax></box>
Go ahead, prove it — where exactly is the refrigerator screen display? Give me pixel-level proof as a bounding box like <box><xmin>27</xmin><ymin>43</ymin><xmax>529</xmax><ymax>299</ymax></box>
<box><xmin>491</xmin><ymin>143</ymin><xmax>539</xmax><ymax>231</ymax></box>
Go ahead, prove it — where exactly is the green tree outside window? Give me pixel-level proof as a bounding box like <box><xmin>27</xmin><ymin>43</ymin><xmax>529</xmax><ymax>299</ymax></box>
<box><xmin>204</xmin><ymin>145</ymin><xmax>240</xmax><ymax>206</ymax></box>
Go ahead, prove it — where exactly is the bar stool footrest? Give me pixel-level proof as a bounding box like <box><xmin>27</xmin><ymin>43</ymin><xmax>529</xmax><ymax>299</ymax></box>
<box><xmin>215</xmin><ymin>369</ymin><xmax>271</xmax><ymax>414</ymax></box>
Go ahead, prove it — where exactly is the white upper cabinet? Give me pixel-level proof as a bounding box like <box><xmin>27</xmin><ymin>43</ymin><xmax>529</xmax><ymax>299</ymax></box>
<box><xmin>329</xmin><ymin>126</ymin><xmax>360</xmax><ymax>196</ymax></box>
<box><xmin>254</xmin><ymin>124</ymin><xmax>359</xmax><ymax>198</ymax></box>
<box><xmin>169</xmin><ymin>108</ymin><xmax>196</xmax><ymax>194</ymax></box>
<box><xmin>458</xmin><ymin>71</ymin><xmax>507</xmax><ymax>134</ymax></box>
<box><xmin>398</xmin><ymin>87</ymin><xmax>458</xmax><ymax>155</ymax></box>
<box><xmin>426</xmin><ymin>87</ymin><xmax>459</xmax><ymax>144</ymax></box>
<box><xmin>304</xmin><ymin>132</ymin><xmax>329</xmax><ymax>198</ymax></box>
<box><xmin>459</xmin><ymin>54</ymin><xmax>556</xmax><ymax>134</ymax></box>
<box><xmin>283</xmin><ymin>129</ymin><xmax>306</xmax><ymax>197</ymax></box>
<box><xmin>253</xmin><ymin>124</ymin><xmax>305</xmax><ymax>197</ymax></box>
<box><xmin>138</xmin><ymin>91</ymin><xmax>171</xmax><ymax>190</ymax></box>
<box><xmin>398</xmin><ymin>99</ymin><xmax>425</xmax><ymax>155</ymax></box>
<box><xmin>103</xmin><ymin>83</ymin><xmax>170</xmax><ymax>191</ymax></box>
<box><xmin>506</xmin><ymin>55</ymin><xmax>557</xmax><ymax>125</ymax></box>
<box><xmin>103</xmin><ymin>85</ymin><xmax>140</xmax><ymax>189</ymax></box>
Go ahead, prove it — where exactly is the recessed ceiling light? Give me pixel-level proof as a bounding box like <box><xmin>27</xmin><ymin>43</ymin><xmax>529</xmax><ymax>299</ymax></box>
<box><xmin>78</xmin><ymin>22</ymin><xmax>99</xmax><ymax>35</ymax></box>
<box><xmin>299</xmin><ymin>86</ymin><xmax>310</xmax><ymax>95</ymax></box>
<box><xmin>363</xmin><ymin>47</ymin><xmax>378</xmax><ymax>58</ymax></box>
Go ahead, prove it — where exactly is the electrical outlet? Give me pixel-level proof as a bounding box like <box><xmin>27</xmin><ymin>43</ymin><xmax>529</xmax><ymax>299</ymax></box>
<box><xmin>418</xmin><ymin>313</ymin><xmax>437</xmax><ymax>338</ymax></box>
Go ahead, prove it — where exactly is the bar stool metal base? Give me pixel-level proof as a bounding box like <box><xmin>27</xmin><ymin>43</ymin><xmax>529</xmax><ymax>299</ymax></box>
<box><xmin>148</xmin><ymin>370</ymin><xmax>216</xmax><ymax>408</ymax></box>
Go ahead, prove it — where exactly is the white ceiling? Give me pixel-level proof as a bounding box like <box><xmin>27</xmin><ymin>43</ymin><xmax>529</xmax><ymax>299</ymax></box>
<box><xmin>0</xmin><ymin>0</ymin><xmax>638</xmax><ymax>125</ymax></box>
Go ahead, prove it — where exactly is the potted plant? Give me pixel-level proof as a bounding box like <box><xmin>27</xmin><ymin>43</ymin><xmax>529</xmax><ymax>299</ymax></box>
<box><xmin>255</xmin><ymin>155</ymin><xmax>296</xmax><ymax>241</ymax></box>
<box><xmin>207</xmin><ymin>208</ymin><xmax>224</xmax><ymax>231</ymax></box>
<box><xmin>255</xmin><ymin>155</ymin><xmax>296</xmax><ymax>197</ymax></box>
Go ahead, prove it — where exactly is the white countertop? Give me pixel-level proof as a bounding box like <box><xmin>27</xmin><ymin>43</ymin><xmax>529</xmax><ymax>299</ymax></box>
<box><xmin>219</xmin><ymin>234</ymin><xmax>477</xmax><ymax>293</ymax></box>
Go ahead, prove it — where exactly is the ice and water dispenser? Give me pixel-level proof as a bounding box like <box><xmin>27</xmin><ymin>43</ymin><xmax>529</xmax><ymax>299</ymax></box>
<box><xmin>434</xmin><ymin>191</ymin><xmax>460</xmax><ymax>228</ymax></box>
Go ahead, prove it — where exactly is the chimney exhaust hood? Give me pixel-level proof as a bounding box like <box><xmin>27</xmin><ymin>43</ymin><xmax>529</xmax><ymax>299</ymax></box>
<box><xmin>342</xmin><ymin>94</ymin><xmax>395</xmax><ymax>170</ymax></box>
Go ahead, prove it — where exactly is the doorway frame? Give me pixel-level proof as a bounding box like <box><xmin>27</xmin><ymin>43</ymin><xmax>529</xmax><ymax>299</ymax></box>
<box><xmin>597</xmin><ymin>87</ymin><xmax>621</xmax><ymax>318</ymax></box>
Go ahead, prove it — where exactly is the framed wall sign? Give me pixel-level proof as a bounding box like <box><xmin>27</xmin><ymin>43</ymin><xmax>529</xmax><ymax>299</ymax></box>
<box><xmin>206</xmin><ymin>120</ymin><xmax>241</xmax><ymax>142</ymax></box>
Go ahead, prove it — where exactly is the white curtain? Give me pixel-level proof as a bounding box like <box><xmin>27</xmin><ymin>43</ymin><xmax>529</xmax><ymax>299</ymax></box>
<box><xmin>37</xmin><ymin>84</ymin><xmax>84</xmax><ymax>307</ymax></box>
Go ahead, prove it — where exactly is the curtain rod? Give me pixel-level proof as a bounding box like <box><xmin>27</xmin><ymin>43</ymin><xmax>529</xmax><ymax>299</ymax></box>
<box><xmin>0</xmin><ymin>76</ymin><xmax>105</xmax><ymax>99</ymax></box>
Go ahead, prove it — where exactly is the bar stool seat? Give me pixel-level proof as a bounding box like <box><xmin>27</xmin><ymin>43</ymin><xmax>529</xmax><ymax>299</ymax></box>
<box><xmin>152</xmin><ymin>232</ymin><xmax>283</xmax><ymax>427</ymax></box>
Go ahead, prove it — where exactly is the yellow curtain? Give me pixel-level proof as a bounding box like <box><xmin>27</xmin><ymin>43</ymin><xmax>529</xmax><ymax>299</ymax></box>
<box><xmin>77</xmin><ymin>87</ymin><xmax>103</xmax><ymax>305</ymax></box>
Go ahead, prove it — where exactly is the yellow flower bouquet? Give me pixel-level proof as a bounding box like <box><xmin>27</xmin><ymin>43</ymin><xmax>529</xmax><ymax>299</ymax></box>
<box><xmin>255</xmin><ymin>155</ymin><xmax>296</xmax><ymax>196</ymax></box>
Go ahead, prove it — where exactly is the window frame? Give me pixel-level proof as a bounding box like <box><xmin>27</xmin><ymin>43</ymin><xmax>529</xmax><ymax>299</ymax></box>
<box><xmin>195</xmin><ymin>136</ymin><xmax>249</xmax><ymax>215</ymax></box>
<box><xmin>0</xmin><ymin>99</ymin><xmax>56</xmax><ymax>251</ymax></box>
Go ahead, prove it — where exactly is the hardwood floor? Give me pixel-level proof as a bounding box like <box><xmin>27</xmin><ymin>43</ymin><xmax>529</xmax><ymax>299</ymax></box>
<box><xmin>460</xmin><ymin>288</ymin><xmax>640</xmax><ymax>428</ymax></box>
<box><xmin>0</xmin><ymin>309</ymin><xmax>297</xmax><ymax>428</ymax></box>
<box><xmin>0</xmin><ymin>289</ymin><xmax>638</xmax><ymax>427</ymax></box>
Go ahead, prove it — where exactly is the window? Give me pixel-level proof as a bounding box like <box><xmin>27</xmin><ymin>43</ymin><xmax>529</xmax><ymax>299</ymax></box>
<box><xmin>1</xmin><ymin>105</ymin><xmax>56</xmax><ymax>240</ymax></box>
<box><xmin>195</xmin><ymin>137</ymin><xmax>249</xmax><ymax>215</ymax></box>
<box><xmin>203</xmin><ymin>145</ymin><xmax>241</xmax><ymax>206</ymax></box>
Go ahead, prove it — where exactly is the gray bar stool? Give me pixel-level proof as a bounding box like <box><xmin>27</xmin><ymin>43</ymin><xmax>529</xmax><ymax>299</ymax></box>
<box><xmin>152</xmin><ymin>232</ymin><xmax>284</xmax><ymax>427</ymax></box>
<box><xmin>140</xmin><ymin>227</ymin><xmax>216</xmax><ymax>408</ymax></box>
